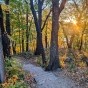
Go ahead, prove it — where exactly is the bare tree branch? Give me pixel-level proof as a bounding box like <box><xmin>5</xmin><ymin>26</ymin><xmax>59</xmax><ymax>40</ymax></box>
<box><xmin>72</xmin><ymin>0</ymin><xmax>87</xmax><ymax>21</ymax></box>
<box><xmin>72</xmin><ymin>0</ymin><xmax>81</xmax><ymax>13</ymax></box>
<box><xmin>25</xmin><ymin>0</ymin><xmax>28</xmax><ymax>4</ymax></box>
<box><xmin>30</xmin><ymin>0</ymin><xmax>38</xmax><ymax>24</ymax></box>
<box><xmin>72</xmin><ymin>0</ymin><xmax>87</xmax><ymax>14</ymax></box>
<box><xmin>59</xmin><ymin>0</ymin><xmax>67</xmax><ymax>14</ymax></box>
<box><xmin>41</xmin><ymin>8</ymin><xmax>52</xmax><ymax>31</ymax></box>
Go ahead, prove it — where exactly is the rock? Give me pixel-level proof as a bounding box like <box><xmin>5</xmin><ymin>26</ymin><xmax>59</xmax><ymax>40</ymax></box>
<box><xmin>64</xmin><ymin>57</ymin><xmax>73</xmax><ymax>63</ymax></box>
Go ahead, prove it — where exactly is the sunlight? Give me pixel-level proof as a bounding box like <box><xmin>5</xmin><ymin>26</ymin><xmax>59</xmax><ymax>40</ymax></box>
<box><xmin>64</xmin><ymin>18</ymin><xmax>77</xmax><ymax>25</ymax></box>
<box><xmin>64</xmin><ymin>18</ymin><xmax>79</xmax><ymax>34</ymax></box>
<box><xmin>70</xmin><ymin>18</ymin><xmax>77</xmax><ymax>25</ymax></box>
<box><xmin>72</xmin><ymin>20</ymin><xmax>77</xmax><ymax>25</ymax></box>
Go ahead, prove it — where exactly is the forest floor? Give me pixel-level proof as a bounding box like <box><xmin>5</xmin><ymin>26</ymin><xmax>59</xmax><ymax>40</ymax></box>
<box><xmin>13</xmin><ymin>49</ymin><xmax>88</xmax><ymax>88</ymax></box>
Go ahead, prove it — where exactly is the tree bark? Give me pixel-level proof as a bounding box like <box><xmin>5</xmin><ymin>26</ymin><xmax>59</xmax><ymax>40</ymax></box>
<box><xmin>0</xmin><ymin>5</ymin><xmax>5</xmax><ymax>83</ymax></box>
<box><xmin>26</xmin><ymin>16</ymin><xmax>32</xmax><ymax>52</ymax></box>
<box><xmin>79</xmin><ymin>23</ymin><xmax>86</xmax><ymax>50</ymax></box>
<box><xmin>45</xmin><ymin>23</ymin><xmax>48</xmax><ymax>48</ymax></box>
<box><xmin>30</xmin><ymin>0</ymin><xmax>51</xmax><ymax>55</ymax></box>
<box><xmin>0</xmin><ymin>4</ymin><xmax>10</xmax><ymax>58</ymax></box>
<box><xmin>45</xmin><ymin>35</ymin><xmax>47</xmax><ymax>48</ymax></box>
<box><xmin>5</xmin><ymin>0</ymin><xmax>11</xmax><ymax>58</ymax></box>
<box><xmin>68</xmin><ymin>35</ymin><xmax>74</xmax><ymax>49</ymax></box>
<box><xmin>79</xmin><ymin>34</ymin><xmax>83</xmax><ymax>51</ymax></box>
<box><xmin>34</xmin><ymin>0</ymin><xmax>43</xmax><ymax>55</ymax></box>
<box><xmin>26</xmin><ymin>5</ymin><xmax>29</xmax><ymax>51</ymax></box>
<box><xmin>17</xmin><ymin>13</ymin><xmax>21</xmax><ymax>53</ymax></box>
<box><xmin>30</xmin><ymin>0</ymin><xmax>46</xmax><ymax>64</ymax></box>
<box><xmin>35</xmin><ymin>36</ymin><xmax>41</xmax><ymax>55</ymax></box>
<box><xmin>46</xmin><ymin>0</ymin><xmax>66</xmax><ymax>71</ymax></box>
<box><xmin>22</xmin><ymin>33</ymin><xmax>24</xmax><ymax>52</ymax></box>
<box><xmin>12</xmin><ymin>41</ymin><xmax>16</xmax><ymax>55</ymax></box>
<box><xmin>61</xmin><ymin>23</ymin><xmax>74</xmax><ymax>49</ymax></box>
<box><xmin>5</xmin><ymin>0</ymin><xmax>10</xmax><ymax>35</ymax></box>
<box><xmin>46</xmin><ymin>0</ymin><xmax>60</xmax><ymax>71</ymax></box>
<box><xmin>0</xmin><ymin>30</ymin><xmax>5</xmax><ymax>83</ymax></box>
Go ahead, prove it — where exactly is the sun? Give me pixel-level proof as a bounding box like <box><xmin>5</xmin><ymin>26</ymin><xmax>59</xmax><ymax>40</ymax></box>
<box><xmin>72</xmin><ymin>20</ymin><xmax>77</xmax><ymax>25</ymax></box>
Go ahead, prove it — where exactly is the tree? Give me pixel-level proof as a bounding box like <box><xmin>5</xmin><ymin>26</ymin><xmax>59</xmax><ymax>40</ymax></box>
<box><xmin>72</xmin><ymin>0</ymin><xmax>87</xmax><ymax>50</ymax></box>
<box><xmin>30</xmin><ymin>0</ymin><xmax>48</xmax><ymax>64</ymax></box>
<box><xmin>5</xmin><ymin>0</ymin><xmax>10</xmax><ymax>35</ymax></box>
<box><xmin>25</xmin><ymin>1</ymin><xmax>33</xmax><ymax>51</ymax></box>
<box><xmin>45</xmin><ymin>22</ymin><xmax>48</xmax><ymax>48</ymax></box>
<box><xmin>60</xmin><ymin>22</ymin><xmax>76</xmax><ymax>49</ymax></box>
<box><xmin>0</xmin><ymin>3</ymin><xmax>10</xmax><ymax>58</ymax></box>
<box><xmin>29</xmin><ymin>0</ymin><xmax>52</xmax><ymax>64</ymax></box>
<box><xmin>59</xmin><ymin>0</ymin><xmax>87</xmax><ymax>50</ymax></box>
<box><xmin>46</xmin><ymin>0</ymin><xmax>66</xmax><ymax>71</ymax></box>
<box><xmin>0</xmin><ymin>5</ymin><xmax>5</xmax><ymax>83</ymax></box>
<box><xmin>4</xmin><ymin>0</ymin><xmax>11</xmax><ymax>58</ymax></box>
<box><xmin>25</xmin><ymin>2</ymin><xmax>29</xmax><ymax>51</ymax></box>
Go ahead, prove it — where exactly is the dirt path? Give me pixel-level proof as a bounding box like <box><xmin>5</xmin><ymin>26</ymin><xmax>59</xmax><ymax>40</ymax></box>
<box><xmin>13</xmin><ymin>56</ymin><xmax>82</xmax><ymax>88</ymax></box>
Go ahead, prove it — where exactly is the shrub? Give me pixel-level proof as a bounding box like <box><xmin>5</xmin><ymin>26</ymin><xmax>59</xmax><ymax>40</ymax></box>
<box><xmin>0</xmin><ymin>58</ymin><xmax>28</xmax><ymax>88</ymax></box>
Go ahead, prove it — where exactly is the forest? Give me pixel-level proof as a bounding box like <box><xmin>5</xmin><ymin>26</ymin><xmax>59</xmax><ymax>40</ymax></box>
<box><xmin>0</xmin><ymin>0</ymin><xmax>88</xmax><ymax>88</ymax></box>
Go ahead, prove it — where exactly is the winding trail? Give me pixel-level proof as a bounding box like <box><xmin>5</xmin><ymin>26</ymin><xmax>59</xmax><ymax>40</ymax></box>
<box><xmin>14</xmin><ymin>56</ymin><xmax>82</xmax><ymax>88</ymax></box>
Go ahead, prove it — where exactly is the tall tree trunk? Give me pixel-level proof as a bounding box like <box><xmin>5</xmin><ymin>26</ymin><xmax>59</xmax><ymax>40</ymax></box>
<box><xmin>18</xmin><ymin>14</ymin><xmax>21</xmax><ymax>53</ymax></box>
<box><xmin>79</xmin><ymin>34</ymin><xmax>83</xmax><ymax>50</ymax></box>
<box><xmin>61</xmin><ymin>24</ymin><xmax>74</xmax><ymax>49</ymax></box>
<box><xmin>46</xmin><ymin>0</ymin><xmax>66</xmax><ymax>71</ymax></box>
<box><xmin>5</xmin><ymin>0</ymin><xmax>10</xmax><ymax>35</ymax></box>
<box><xmin>6</xmin><ymin>13</ymin><xmax>10</xmax><ymax>34</ymax></box>
<box><xmin>30</xmin><ymin>0</ymin><xmax>46</xmax><ymax>64</ymax></box>
<box><xmin>79</xmin><ymin>24</ymin><xmax>86</xmax><ymax>50</ymax></box>
<box><xmin>34</xmin><ymin>0</ymin><xmax>43</xmax><ymax>55</ymax></box>
<box><xmin>0</xmin><ymin>4</ymin><xmax>10</xmax><ymax>58</ymax></box>
<box><xmin>0</xmin><ymin>30</ymin><xmax>5</xmax><ymax>83</ymax></box>
<box><xmin>18</xmin><ymin>28</ymin><xmax>21</xmax><ymax>53</ymax></box>
<box><xmin>68</xmin><ymin>35</ymin><xmax>74</xmax><ymax>49</ymax></box>
<box><xmin>5</xmin><ymin>0</ymin><xmax>11</xmax><ymax>57</ymax></box>
<box><xmin>12</xmin><ymin>41</ymin><xmax>16</xmax><ymax>55</ymax></box>
<box><xmin>35</xmin><ymin>36</ymin><xmax>41</xmax><ymax>55</ymax></box>
<box><xmin>45</xmin><ymin>35</ymin><xmax>47</xmax><ymax>48</ymax></box>
<box><xmin>45</xmin><ymin>23</ymin><xmax>48</xmax><ymax>48</ymax></box>
<box><xmin>46</xmin><ymin>0</ymin><xmax>60</xmax><ymax>71</ymax></box>
<box><xmin>11</xmin><ymin>25</ymin><xmax>16</xmax><ymax>55</ymax></box>
<box><xmin>26</xmin><ymin>9</ymin><xmax>29</xmax><ymax>51</ymax></box>
<box><xmin>30</xmin><ymin>0</ymin><xmax>51</xmax><ymax>56</ymax></box>
<box><xmin>22</xmin><ymin>32</ymin><xmax>24</xmax><ymax>52</ymax></box>
<box><xmin>26</xmin><ymin>15</ymin><xmax>32</xmax><ymax>51</ymax></box>
<box><xmin>0</xmin><ymin>5</ymin><xmax>5</xmax><ymax>83</ymax></box>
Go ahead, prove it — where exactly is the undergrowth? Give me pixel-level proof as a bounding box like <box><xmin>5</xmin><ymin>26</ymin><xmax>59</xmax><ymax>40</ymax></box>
<box><xmin>0</xmin><ymin>58</ymin><xmax>28</xmax><ymax>88</ymax></box>
<box><xmin>19</xmin><ymin>48</ymin><xmax>87</xmax><ymax>70</ymax></box>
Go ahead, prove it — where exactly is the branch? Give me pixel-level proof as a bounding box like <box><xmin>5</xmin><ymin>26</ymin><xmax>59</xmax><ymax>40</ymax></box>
<box><xmin>42</xmin><ymin>1</ymin><xmax>51</xmax><ymax>10</ymax></box>
<box><xmin>73</xmin><ymin>0</ymin><xmax>87</xmax><ymax>13</ymax></box>
<box><xmin>72</xmin><ymin>0</ymin><xmax>81</xmax><ymax>13</ymax></box>
<box><xmin>41</xmin><ymin>8</ymin><xmax>52</xmax><ymax>31</ymax></box>
<box><xmin>41</xmin><ymin>0</ymin><xmax>45</xmax><ymax>6</ymax></box>
<box><xmin>28</xmin><ymin>17</ymin><xmax>33</xmax><ymax>37</ymax></box>
<box><xmin>25</xmin><ymin>0</ymin><xmax>28</xmax><ymax>4</ymax></box>
<box><xmin>81</xmin><ymin>5</ymin><xmax>87</xmax><ymax>13</ymax></box>
<box><xmin>59</xmin><ymin>22</ymin><xmax>69</xmax><ymax>47</ymax></box>
<box><xmin>59</xmin><ymin>0</ymin><xmax>67</xmax><ymax>14</ymax></box>
<box><xmin>30</xmin><ymin>0</ymin><xmax>38</xmax><ymax>22</ymax></box>
<box><xmin>72</xmin><ymin>0</ymin><xmax>87</xmax><ymax>21</ymax></box>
